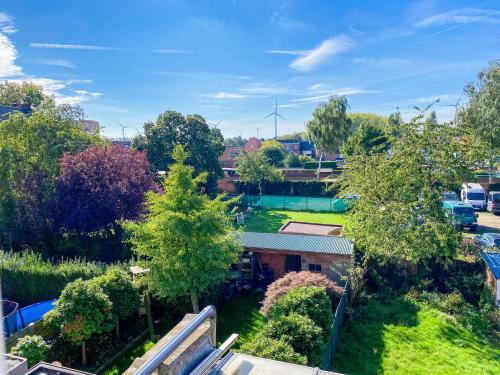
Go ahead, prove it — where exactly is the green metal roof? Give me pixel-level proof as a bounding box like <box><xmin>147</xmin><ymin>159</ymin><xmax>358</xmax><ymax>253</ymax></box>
<box><xmin>240</xmin><ymin>232</ymin><xmax>353</xmax><ymax>256</ymax></box>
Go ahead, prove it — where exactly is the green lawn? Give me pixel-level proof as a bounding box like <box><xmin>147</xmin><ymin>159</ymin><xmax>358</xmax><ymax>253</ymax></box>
<box><xmin>216</xmin><ymin>292</ymin><xmax>265</xmax><ymax>349</ymax></box>
<box><xmin>244</xmin><ymin>209</ymin><xmax>347</xmax><ymax>233</ymax></box>
<box><xmin>334</xmin><ymin>296</ymin><xmax>500</xmax><ymax>375</ymax></box>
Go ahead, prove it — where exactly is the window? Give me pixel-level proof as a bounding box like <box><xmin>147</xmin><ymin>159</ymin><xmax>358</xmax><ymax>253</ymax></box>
<box><xmin>309</xmin><ymin>264</ymin><xmax>321</xmax><ymax>273</ymax></box>
<box><xmin>467</xmin><ymin>192</ymin><xmax>485</xmax><ymax>200</ymax></box>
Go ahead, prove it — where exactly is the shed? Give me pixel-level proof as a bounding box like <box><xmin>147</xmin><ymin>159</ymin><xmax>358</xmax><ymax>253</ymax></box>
<box><xmin>239</xmin><ymin>232</ymin><xmax>353</xmax><ymax>283</ymax></box>
<box><xmin>482</xmin><ymin>252</ymin><xmax>500</xmax><ymax>304</ymax></box>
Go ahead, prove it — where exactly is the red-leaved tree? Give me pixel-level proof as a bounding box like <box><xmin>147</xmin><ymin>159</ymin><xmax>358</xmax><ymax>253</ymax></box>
<box><xmin>54</xmin><ymin>145</ymin><xmax>156</xmax><ymax>233</ymax></box>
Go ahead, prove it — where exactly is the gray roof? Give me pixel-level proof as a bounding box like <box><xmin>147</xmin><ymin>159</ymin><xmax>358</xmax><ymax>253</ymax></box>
<box><xmin>240</xmin><ymin>232</ymin><xmax>353</xmax><ymax>255</ymax></box>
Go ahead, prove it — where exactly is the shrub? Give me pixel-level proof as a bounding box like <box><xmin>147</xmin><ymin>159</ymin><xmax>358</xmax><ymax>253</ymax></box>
<box><xmin>10</xmin><ymin>335</ymin><xmax>49</xmax><ymax>367</ymax></box>
<box><xmin>239</xmin><ymin>334</ymin><xmax>307</xmax><ymax>365</ymax></box>
<box><xmin>299</xmin><ymin>155</ymin><xmax>314</xmax><ymax>164</ymax></box>
<box><xmin>0</xmin><ymin>251</ymin><xmax>106</xmax><ymax>306</ymax></box>
<box><xmin>284</xmin><ymin>153</ymin><xmax>302</xmax><ymax>168</ymax></box>
<box><xmin>268</xmin><ymin>286</ymin><xmax>333</xmax><ymax>335</ymax></box>
<box><xmin>261</xmin><ymin>313</ymin><xmax>323</xmax><ymax>366</ymax></box>
<box><xmin>235</xmin><ymin>180</ymin><xmax>338</xmax><ymax>197</ymax></box>
<box><xmin>261</xmin><ymin>271</ymin><xmax>343</xmax><ymax>315</ymax></box>
<box><xmin>304</xmin><ymin>161</ymin><xmax>337</xmax><ymax>169</ymax></box>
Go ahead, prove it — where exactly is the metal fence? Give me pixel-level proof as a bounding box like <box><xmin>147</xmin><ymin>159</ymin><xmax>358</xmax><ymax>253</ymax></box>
<box><xmin>321</xmin><ymin>282</ymin><xmax>349</xmax><ymax>370</ymax></box>
<box><xmin>240</xmin><ymin>194</ymin><xmax>348</xmax><ymax>213</ymax></box>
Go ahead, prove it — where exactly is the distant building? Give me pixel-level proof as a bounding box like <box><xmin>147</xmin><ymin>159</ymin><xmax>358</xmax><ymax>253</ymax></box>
<box><xmin>243</xmin><ymin>137</ymin><xmax>262</xmax><ymax>153</ymax></box>
<box><xmin>277</xmin><ymin>139</ymin><xmax>315</xmax><ymax>156</ymax></box>
<box><xmin>219</xmin><ymin>146</ymin><xmax>242</xmax><ymax>168</ymax></box>
<box><xmin>81</xmin><ymin>120</ymin><xmax>100</xmax><ymax>135</ymax></box>
<box><xmin>0</xmin><ymin>104</ymin><xmax>32</xmax><ymax>120</ymax></box>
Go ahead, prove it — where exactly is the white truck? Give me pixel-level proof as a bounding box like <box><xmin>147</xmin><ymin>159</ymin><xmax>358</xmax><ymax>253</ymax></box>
<box><xmin>461</xmin><ymin>183</ymin><xmax>486</xmax><ymax>210</ymax></box>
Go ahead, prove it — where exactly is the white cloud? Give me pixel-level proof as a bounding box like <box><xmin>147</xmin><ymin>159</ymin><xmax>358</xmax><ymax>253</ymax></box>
<box><xmin>152</xmin><ymin>49</ymin><xmax>190</xmax><ymax>54</ymax></box>
<box><xmin>0</xmin><ymin>12</ymin><xmax>17</xmax><ymax>34</ymax></box>
<box><xmin>0</xmin><ymin>15</ymin><xmax>102</xmax><ymax>105</ymax></box>
<box><xmin>0</xmin><ymin>33</ymin><xmax>23</xmax><ymax>78</ymax></box>
<box><xmin>203</xmin><ymin>92</ymin><xmax>247</xmax><ymax>99</ymax></box>
<box><xmin>292</xmin><ymin>87</ymin><xmax>378</xmax><ymax>102</ymax></box>
<box><xmin>33</xmin><ymin>58</ymin><xmax>76</xmax><ymax>68</ymax></box>
<box><xmin>289</xmin><ymin>36</ymin><xmax>352</xmax><ymax>71</ymax></box>
<box><xmin>415</xmin><ymin>8</ymin><xmax>500</xmax><ymax>27</ymax></box>
<box><xmin>266</xmin><ymin>49</ymin><xmax>306</xmax><ymax>56</ymax></box>
<box><xmin>240</xmin><ymin>83</ymin><xmax>291</xmax><ymax>95</ymax></box>
<box><xmin>30</xmin><ymin>43</ymin><xmax>122</xmax><ymax>50</ymax></box>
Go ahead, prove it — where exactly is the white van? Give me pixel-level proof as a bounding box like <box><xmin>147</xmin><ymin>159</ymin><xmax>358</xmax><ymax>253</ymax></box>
<box><xmin>461</xmin><ymin>183</ymin><xmax>486</xmax><ymax>210</ymax></box>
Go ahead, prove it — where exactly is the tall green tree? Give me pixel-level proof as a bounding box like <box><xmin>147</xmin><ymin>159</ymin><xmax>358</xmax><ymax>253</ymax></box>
<box><xmin>343</xmin><ymin>122</ymin><xmax>390</xmax><ymax>156</ymax></box>
<box><xmin>43</xmin><ymin>279</ymin><xmax>113</xmax><ymax>365</ymax></box>
<box><xmin>347</xmin><ymin>113</ymin><xmax>387</xmax><ymax>134</ymax></box>
<box><xmin>124</xmin><ymin>146</ymin><xmax>241</xmax><ymax>313</ymax></box>
<box><xmin>237</xmin><ymin>151</ymin><xmax>283</xmax><ymax>195</ymax></box>
<box><xmin>306</xmin><ymin>96</ymin><xmax>352</xmax><ymax>178</ymax></box>
<box><xmin>0</xmin><ymin>81</ymin><xmax>51</xmax><ymax>108</ymax></box>
<box><xmin>133</xmin><ymin>111</ymin><xmax>224</xmax><ymax>178</ymax></box>
<box><xmin>0</xmin><ymin>102</ymin><xmax>97</xmax><ymax>249</ymax></box>
<box><xmin>341</xmin><ymin>111</ymin><xmax>472</xmax><ymax>269</ymax></box>
<box><xmin>458</xmin><ymin>60</ymin><xmax>500</xmax><ymax>181</ymax></box>
<box><xmin>260</xmin><ymin>140</ymin><xmax>286</xmax><ymax>167</ymax></box>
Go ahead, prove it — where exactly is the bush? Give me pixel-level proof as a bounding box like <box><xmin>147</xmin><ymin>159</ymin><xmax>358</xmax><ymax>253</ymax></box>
<box><xmin>235</xmin><ymin>180</ymin><xmax>338</xmax><ymax>197</ymax></box>
<box><xmin>261</xmin><ymin>313</ymin><xmax>323</xmax><ymax>366</ymax></box>
<box><xmin>284</xmin><ymin>153</ymin><xmax>302</xmax><ymax>168</ymax></box>
<box><xmin>299</xmin><ymin>155</ymin><xmax>313</xmax><ymax>164</ymax></box>
<box><xmin>261</xmin><ymin>271</ymin><xmax>343</xmax><ymax>315</ymax></box>
<box><xmin>10</xmin><ymin>335</ymin><xmax>49</xmax><ymax>367</ymax></box>
<box><xmin>239</xmin><ymin>334</ymin><xmax>307</xmax><ymax>365</ymax></box>
<box><xmin>0</xmin><ymin>251</ymin><xmax>107</xmax><ymax>306</ymax></box>
<box><xmin>268</xmin><ymin>286</ymin><xmax>333</xmax><ymax>335</ymax></box>
<box><xmin>304</xmin><ymin>161</ymin><xmax>337</xmax><ymax>169</ymax></box>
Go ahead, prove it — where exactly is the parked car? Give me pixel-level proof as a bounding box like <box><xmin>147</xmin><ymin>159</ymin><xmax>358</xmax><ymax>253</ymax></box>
<box><xmin>474</xmin><ymin>233</ymin><xmax>500</xmax><ymax>250</ymax></box>
<box><xmin>443</xmin><ymin>191</ymin><xmax>459</xmax><ymax>201</ymax></box>
<box><xmin>443</xmin><ymin>200</ymin><xmax>478</xmax><ymax>231</ymax></box>
<box><xmin>461</xmin><ymin>183</ymin><xmax>486</xmax><ymax>210</ymax></box>
<box><xmin>487</xmin><ymin>191</ymin><xmax>500</xmax><ymax>214</ymax></box>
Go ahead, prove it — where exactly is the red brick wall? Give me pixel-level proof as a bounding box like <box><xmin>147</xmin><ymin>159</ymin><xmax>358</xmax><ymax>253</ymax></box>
<box><xmin>259</xmin><ymin>252</ymin><xmax>286</xmax><ymax>278</ymax></box>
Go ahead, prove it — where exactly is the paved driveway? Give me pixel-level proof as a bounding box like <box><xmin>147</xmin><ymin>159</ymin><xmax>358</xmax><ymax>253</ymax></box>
<box><xmin>477</xmin><ymin>212</ymin><xmax>500</xmax><ymax>234</ymax></box>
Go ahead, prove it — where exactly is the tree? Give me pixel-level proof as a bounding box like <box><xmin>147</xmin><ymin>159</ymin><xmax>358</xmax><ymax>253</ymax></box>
<box><xmin>90</xmin><ymin>268</ymin><xmax>141</xmax><ymax>338</ymax></box>
<box><xmin>348</xmin><ymin>113</ymin><xmax>387</xmax><ymax>134</ymax></box>
<box><xmin>341</xmin><ymin>110</ymin><xmax>473</xmax><ymax>271</ymax></box>
<box><xmin>343</xmin><ymin>122</ymin><xmax>390</xmax><ymax>156</ymax></box>
<box><xmin>0</xmin><ymin>81</ymin><xmax>51</xmax><ymax>108</ymax></box>
<box><xmin>10</xmin><ymin>335</ymin><xmax>49</xmax><ymax>367</ymax></box>
<box><xmin>260</xmin><ymin>140</ymin><xmax>286</xmax><ymax>167</ymax></box>
<box><xmin>237</xmin><ymin>151</ymin><xmax>283</xmax><ymax>195</ymax></box>
<box><xmin>306</xmin><ymin>96</ymin><xmax>352</xmax><ymax>178</ymax></box>
<box><xmin>54</xmin><ymin>145</ymin><xmax>156</xmax><ymax>233</ymax></box>
<box><xmin>124</xmin><ymin>146</ymin><xmax>242</xmax><ymax>313</ymax></box>
<box><xmin>0</xmin><ymin>103</ymin><xmax>97</xmax><ymax>249</ymax></box>
<box><xmin>224</xmin><ymin>135</ymin><xmax>247</xmax><ymax>146</ymax></box>
<box><xmin>43</xmin><ymin>279</ymin><xmax>113</xmax><ymax>365</ymax></box>
<box><xmin>284</xmin><ymin>152</ymin><xmax>302</xmax><ymax>168</ymax></box>
<box><xmin>133</xmin><ymin>111</ymin><xmax>224</xmax><ymax>178</ymax></box>
<box><xmin>458</xmin><ymin>60</ymin><xmax>500</xmax><ymax>181</ymax></box>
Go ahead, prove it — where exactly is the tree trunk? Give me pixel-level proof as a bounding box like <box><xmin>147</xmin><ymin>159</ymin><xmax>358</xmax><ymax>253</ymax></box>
<box><xmin>190</xmin><ymin>290</ymin><xmax>200</xmax><ymax>313</ymax></box>
<box><xmin>316</xmin><ymin>150</ymin><xmax>324</xmax><ymax>180</ymax></box>
<box><xmin>144</xmin><ymin>292</ymin><xmax>155</xmax><ymax>341</ymax></box>
<box><xmin>115</xmin><ymin>320</ymin><xmax>120</xmax><ymax>339</ymax></box>
<box><xmin>258</xmin><ymin>180</ymin><xmax>262</xmax><ymax>196</ymax></box>
<box><xmin>81</xmin><ymin>341</ymin><xmax>87</xmax><ymax>366</ymax></box>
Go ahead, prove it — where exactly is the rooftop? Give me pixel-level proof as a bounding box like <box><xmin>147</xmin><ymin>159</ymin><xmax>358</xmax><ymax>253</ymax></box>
<box><xmin>26</xmin><ymin>362</ymin><xmax>94</xmax><ymax>375</ymax></box>
<box><xmin>240</xmin><ymin>232</ymin><xmax>353</xmax><ymax>255</ymax></box>
<box><xmin>482</xmin><ymin>252</ymin><xmax>500</xmax><ymax>279</ymax></box>
<box><xmin>279</xmin><ymin>221</ymin><xmax>343</xmax><ymax>236</ymax></box>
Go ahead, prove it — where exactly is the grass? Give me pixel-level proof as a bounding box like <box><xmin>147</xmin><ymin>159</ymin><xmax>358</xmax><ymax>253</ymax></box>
<box><xmin>216</xmin><ymin>292</ymin><xmax>265</xmax><ymax>349</ymax></box>
<box><xmin>244</xmin><ymin>209</ymin><xmax>347</xmax><ymax>233</ymax></box>
<box><xmin>101</xmin><ymin>337</ymin><xmax>155</xmax><ymax>375</ymax></box>
<box><xmin>334</xmin><ymin>296</ymin><xmax>500</xmax><ymax>375</ymax></box>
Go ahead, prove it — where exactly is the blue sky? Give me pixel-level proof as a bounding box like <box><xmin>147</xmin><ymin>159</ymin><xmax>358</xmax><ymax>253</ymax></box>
<box><xmin>1</xmin><ymin>1</ymin><xmax>499</xmax><ymax>138</ymax></box>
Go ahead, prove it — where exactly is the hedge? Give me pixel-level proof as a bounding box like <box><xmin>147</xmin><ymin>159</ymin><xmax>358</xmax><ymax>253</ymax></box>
<box><xmin>0</xmin><ymin>251</ymin><xmax>107</xmax><ymax>306</ymax></box>
<box><xmin>234</xmin><ymin>180</ymin><xmax>338</xmax><ymax>196</ymax></box>
<box><xmin>268</xmin><ymin>286</ymin><xmax>333</xmax><ymax>337</ymax></box>
<box><xmin>304</xmin><ymin>161</ymin><xmax>337</xmax><ymax>169</ymax></box>
<box><xmin>239</xmin><ymin>334</ymin><xmax>307</xmax><ymax>365</ymax></box>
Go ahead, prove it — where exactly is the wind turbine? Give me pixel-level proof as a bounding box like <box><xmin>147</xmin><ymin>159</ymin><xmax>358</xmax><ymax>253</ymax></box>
<box><xmin>264</xmin><ymin>98</ymin><xmax>285</xmax><ymax>138</ymax></box>
<box><xmin>118</xmin><ymin>122</ymin><xmax>130</xmax><ymax>140</ymax></box>
<box><xmin>256</xmin><ymin>126</ymin><xmax>261</xmax><ymax>138</ymax></box>
<box><xmin>440</xmin><ymin>93</ymin><xmax>464</xmax><ymax>124</ymax></box>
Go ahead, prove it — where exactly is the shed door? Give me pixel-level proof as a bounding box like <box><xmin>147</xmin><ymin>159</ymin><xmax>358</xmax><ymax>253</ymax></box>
<box><xmin>285</xmin><ymin>255</ymin><xmax>302</xmax><ymax>273</ymax></box>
